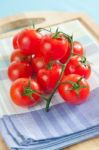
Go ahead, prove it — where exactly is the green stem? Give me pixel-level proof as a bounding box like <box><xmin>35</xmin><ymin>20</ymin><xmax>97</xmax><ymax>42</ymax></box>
<box><xmin>45</xmin><ymin>64</ymin><xmax>65</xmax><ymax>111</ymax></box>
<box><xmin>52</xmin><ymin>28</ymin><xmax>59</xmax><ymax>38</ymax></box>
<box><xmin>45</xmin><ymin>35</ymin><xmax>73</xmax><ymax>111</ymax></box>
<box><xmin>30</xmin><ymin>89</ymin><xmax>48</xmax><ymax>101</ymax></box>
<box><xmin>36</xmin><ymin>28</ymin><xmax>51</xmax><ymax>33</ymax></box>
<box><xmin>32</xmin><ymin>23</ymin><xmax>35</xmax><ymax>29</ymax></box>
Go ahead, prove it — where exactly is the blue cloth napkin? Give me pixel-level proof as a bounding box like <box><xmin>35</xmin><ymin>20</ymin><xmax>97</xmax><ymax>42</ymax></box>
<box><xmin>0</xmin><ymin>20</ymin><xmax>99</xmax><ymax>150</ymax></box>
<box><xmin>1</xmin><ymin>87</ymin><xmax>99</xmax><ymax>150</ymax></box>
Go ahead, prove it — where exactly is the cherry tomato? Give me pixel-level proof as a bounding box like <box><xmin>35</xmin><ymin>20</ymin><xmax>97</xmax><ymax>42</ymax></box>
<box><xmin>60</xmin><ymin>41</ymin><xmax>84</xmax><ymax>64</ymax></box>
<box><xmin>37</xmin><ymin>63</ymin><xmax>62</xmax><ymax>93</ymax></box>
<box><xmin>10</xmin><ymin>78</ymin><xmax>41</xmax><ymax>107</ymax></box>
<box><xmin>60</xmin><ymin>40</ymin><xmax>70</xmax><ymax>64</ymax></box>
<box><xmin>64</xmin><ymin>55</ymin><xmax>91</xmax><ymax>79</ymax></box>
<box><xmin>73</xmin><ymin>41</ymin><xmax>84</xmax><ymax>56</ymax></box>
<box><xmin>35</xmin><ymin>50</ymin><xmax>43</xmax><ymax>57</ymax></box>
<box><xmin>32</xmin><ymin>56</ymin><xmax>46</xmax><ymax>74</ymax></box>
<box><xmin>40</xmin><ymin>34</ymin><xmax>68</xmax><ymax>62</ymax></box>
<box><xmin>58</xmin><ymin>74</ymin><xmax>90</xmax><ymax>104</ymax></box>
<box><xmin>10</xmin><ymin>49</ymin><xmax>32</xmax><ymax>63</ymax></box>
<box><xmin>8</xmin><ymin>61</ymin><xmax>33</xmax><ymax>81</ymax></box>
<box><xmin>18</xmin><ymin>29</ymin><xmax>42</xmax><ymax>55</ymax></box>
<box><xmin>12</xmin><ymin>33</ymin><xmax>19</xmax><ymax>49</ymax></box>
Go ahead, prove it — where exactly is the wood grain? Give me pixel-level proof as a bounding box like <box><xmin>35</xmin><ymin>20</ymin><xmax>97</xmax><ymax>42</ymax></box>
<box><xmin>0</xmin><ymin>12</ymin><xmax>99</xmax><ymax>150</ymax></box>
<box><xmin>64</xmin><ymin>137</ymin><xmax>99</xmax><ymax>150</ymax></box>
<box><xmin>0</xmin><ymin>135</ymin><xmax>9</xmax><ymax>150</ymax></box>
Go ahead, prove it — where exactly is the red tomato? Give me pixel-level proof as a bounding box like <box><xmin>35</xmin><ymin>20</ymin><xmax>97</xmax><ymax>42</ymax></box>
<box><xmin>35</xmin><ymin>50</ymin><xmax>43</xmax><ymax>57</ymax></box>
<box><xmin>73</xmin><ymin>41</ymin><xmax>84</xmax><ymax>56</ymax></box>
<box><xmin>10</xmin><ymin>49</ymin><xmax>32</xmax><ymax>63</ymax></box>
<box><xmin>60</xmin><ymin>40</ymin><xmax>70</xmax><ymax>64</ymax></box>
<box><xmin>12</xmin><ymin>33</ymin><xmax>19</xmax><ymax>49</ymax></box>
<box><xmin>40</xmin><ymin>34</ymin><xmax>68</xmax><ymax>62</ymax></box>
<box><xmin>60</xmin><ymin>41</ymin><xmax>84</xmax><ymax>64</ymax></box>
<box><xmin>8</xmin><ymin>61</ymin><xmax>33</xmax><ymax>81</ymax></box>
<box><xmin>32</xmin><ymin>56</ymin><xmax>46</xmax><ymax>74</ymax></box>
<box><xmin>18</xmin><ymin>29</ymin><xmax>42</xmax><ymax>55</ymax></box>
<box><xmin>10</xmin><ymin>78</ymin><xmax>41</xmax><ymax>107</ymax></box>
<box><xmin>58</xmin><ymin>74</ymin><xmax>90</xmax><ymax>104</ymax></box>
<box><xmin>64</xmin><ymin>55</ymin><xmax>91</xmax><ymax>79</ymax></box>
<box><xmin>37</xmin><ymin>63</ymin><xmax>62</xmax><ymax>93</ymax></box>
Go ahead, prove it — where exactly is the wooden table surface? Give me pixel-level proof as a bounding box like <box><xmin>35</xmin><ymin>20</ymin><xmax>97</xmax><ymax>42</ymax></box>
<box><xmin>0</xmin><ymin>12</ymin><xmax>99</xmax><ymax>150</ymax></box>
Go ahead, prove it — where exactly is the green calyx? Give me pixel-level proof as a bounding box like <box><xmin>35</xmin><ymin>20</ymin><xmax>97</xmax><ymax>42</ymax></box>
<box><xmin>22</xmin><ymin>80</ymin><xmax>37</xmax><ymax>99</ymax></box>
<box><xmin>81</xmin><ymin>56</ymin><xmax>86</xmax><ymax>63</ymax></box>
<box><xmin>47</xmin><ymin>59</ymin><xmax>54</xmax><ymax>70</ymax></box>
<box><xmin>80</xmin><ymin>56</ymin><xmax>90</xmax><ymax>68</ymax></box>
<box><xmin>52</xmin><ymin>29</ymin><xmax>73</xmax><ymax>43</ymax></box>
<box><xmin>66</xmin><ymin>77</ymin><xmax>87</xmax><ymax>96</ymax></box>
<box><xmin>22</xmin><ymin>80</ymin><xmax>48</xmax><ymax>101</ymax></box>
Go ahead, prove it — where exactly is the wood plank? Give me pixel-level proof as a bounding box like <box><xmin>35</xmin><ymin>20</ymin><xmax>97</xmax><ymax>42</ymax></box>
<box><xmin>64</xmin><ymin>137</ymin><xmax>99</xmax><ymax>150</ymax></box>
<box><xmin>0</xmin><ymin>135</ymin><xmax>9</xmax><ymax>150</ymax></box>
<box><xmin>0</xmin><ymin>12</ymin><xmax>99</xmax><ymax>41</ymax></box>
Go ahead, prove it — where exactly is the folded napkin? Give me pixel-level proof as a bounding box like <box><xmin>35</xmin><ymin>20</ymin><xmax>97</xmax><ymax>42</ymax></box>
<box><xmin>0</xmin><ymin>20</ymin><xmax>99</xmax><ymax>150</ymax></box>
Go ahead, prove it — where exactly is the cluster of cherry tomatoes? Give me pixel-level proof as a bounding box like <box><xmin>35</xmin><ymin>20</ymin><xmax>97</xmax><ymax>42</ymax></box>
<box><xmin>8</xmin><ymin>27</ymin><xmax>91</xmax><ymax>110</ymax></box>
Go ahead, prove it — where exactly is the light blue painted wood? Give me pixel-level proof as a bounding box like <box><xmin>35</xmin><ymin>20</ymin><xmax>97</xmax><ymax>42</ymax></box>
<box><xmin>0</xmin><ymin>0</ymin><xmax>99</xmax><ymax>23</ymax></box>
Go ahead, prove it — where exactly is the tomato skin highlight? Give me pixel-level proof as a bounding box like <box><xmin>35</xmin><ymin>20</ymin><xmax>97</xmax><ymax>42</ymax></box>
<box><xmin>10</xmin><ymin>49</ymin><xmax>32</xmax><ymax>63</ymax></box>
<box><xmin>10</xmin><ymin>78</ymin><xmax>41</xmax><ymax>107</ymax></box>
<box><xmin>37</xmin><ymin>63</ymin><xmax>62</xmax><ymax>93</ymax></box>
<box><xmin>64</xmin><ymin>55</ymin><xmax>91</xmax><ymax>79</ymax></box>
<box><xmin>18</xmin><ymin>29</ymin><xmax>42</xmax><ymax>55</ymax></box>
<box><xmin>60</xmin><ymin>41</ymin><xmax>84</xmax><ymax>64</ymax></box>
<box><xmin>32</xmin><ymin>56</ymin><xmax>46</xmax><ymax>74</ymax></box>
<box><xmin>40</xmin><ymin>34</ymin><xmax>68</xmax><ymax>62</ymax></box>
<box><xmin>13</xmin><ymin>33</ymin><xmax>19</xmax><ymax>49</ymax></box>
<box><xmin>8</xmin><ymin>61</ymin><xmax>33</xmax><ymax>81</ymax></box>
<box><xmin>58</xmin><ymin>74</ymin><xmax>90</xmax><ymax>105</ymax></box>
